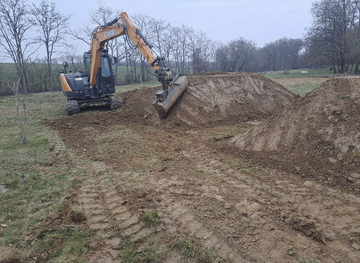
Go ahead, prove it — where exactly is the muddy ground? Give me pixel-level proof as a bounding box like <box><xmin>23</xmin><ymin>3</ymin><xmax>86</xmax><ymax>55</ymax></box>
<box><xmin>39</xmin><ymin>72</ymin><xmax>360</xmax><ymax>262</ymax></box>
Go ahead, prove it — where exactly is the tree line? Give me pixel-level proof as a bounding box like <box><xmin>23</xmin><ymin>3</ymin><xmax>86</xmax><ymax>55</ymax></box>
<box><xmin>0</xmin><ymin>0</ymin><xmax>357</xmax><ymax>96</ymax></box>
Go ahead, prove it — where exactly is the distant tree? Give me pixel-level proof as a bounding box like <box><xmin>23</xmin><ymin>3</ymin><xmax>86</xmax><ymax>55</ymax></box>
<box><xmin>148</xmin><ymin>17</ymin><xmax>170</xmax><ymax>58</ymax></box>
<box><xmin>215</xmin><ymin>38</ymin><xmax>257</xmax><ymax>72</ymax></box>
<box><xmin>60</xmin><ymin>44</ymin><xmax>84</xmax><ymax>72</ymax></box>
<box><xmin>0</xmin><ymin>0</ymin><xmax>36</xmax><ymax>91</ymax></box>
<box><xmin>171</xmin><ymin>25</ymin><xmax>193</xmax><ymax>74</ymax></box>
<box><xmin>305</xmin><ymin>0</ymin><xmax>358</xmax><ymax>73</ymax></box>
<box><xmin>189</xmin><ymin>31</ymin><xmax>217</xmax><ymax>73</ymax></box>
<box><xmin>261</xmin><ymin>38</ymin><xmax>304</xmax><ymax>72</ymax></box>
<box><xmin>32</xmin><ymin>0</ymin><xmax>70</xmax><ymax>91</ymax></box>
<box><xmin>131</xmin><ymin>13</ymin><xmax>156</xmax><ymax>83</ymax></box>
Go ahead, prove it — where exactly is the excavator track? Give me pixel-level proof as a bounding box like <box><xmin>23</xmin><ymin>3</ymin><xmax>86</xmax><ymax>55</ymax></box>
<box><xmin>108</xmin><ymin>95</ymin><xmax>123</xmax><ymax>110</ymax></box>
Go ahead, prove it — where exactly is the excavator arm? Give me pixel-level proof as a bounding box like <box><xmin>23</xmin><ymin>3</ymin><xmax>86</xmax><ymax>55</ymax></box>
<box><xmin>88</xmin><ymin>12</ymin><xmax>188</xmax><ymax>116</ymax></box>
<box><xmin>89</xmin><ymin>12</ymin><xmax>163</xmax><ymax>85</ymax></box>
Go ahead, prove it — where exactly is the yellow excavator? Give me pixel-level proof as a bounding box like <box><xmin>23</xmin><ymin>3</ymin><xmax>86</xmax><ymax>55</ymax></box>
<box><xmin>60</xmin><ymin>12</ymin><xmax>189</xmax><ymax>117</ymax></box>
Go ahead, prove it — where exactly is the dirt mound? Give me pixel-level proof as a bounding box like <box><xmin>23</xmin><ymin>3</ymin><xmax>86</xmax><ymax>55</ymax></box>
<box><xmin>48</xmin><ymin>72</ymin><xmax>294</xmax><ymax>132</ymax></box>
<box><xmin>113</xmin><ymin>72</ymin><xmax>296</xmax><ymax>128</ymax></box>
<box><xmin>229</xmin><ymin>77</ymin><xmax>360</xmax><ymax>190</ymax></box>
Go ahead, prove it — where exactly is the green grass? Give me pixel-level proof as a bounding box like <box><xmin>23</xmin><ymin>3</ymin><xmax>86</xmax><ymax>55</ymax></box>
<box><xmin>283</xmin><ymin>84</ymin><xmax>320</xmax><ymax>96</ymax></box>
<box><xmin>0</xmin><ymin>80</ymin><xmax>163</xmax><ymax>261</ymax></box>
<box><xmin>298</xmin><ymin>257</ymin><xmax>321</xmax><ymax>263</ymax></box>
<box><xmin>120</xmin><ymin>237</ymin><xmax>167</xmax><ymax>263</ymax></box>
<box><xmin>32</xmin><ymin>227</ymin><xmax>93</xmax><ymax>262</ymax></box>
<box><xmin>0</xmin><ymin>63</ymin><xmax>18</xmax><ymax>83</ymax></box>
<box><xmin>115</xmin><ymin>81</ymin><xmax>159</xmax><ymax>93</ymax></box>
<box><xmin>140</xmin><ymin>210</ymin><xmax>160</xmax><ymax>228</ymax></box>
<box><xmin>174</xmin><ymin>240</ymin><xmax>215</xmax><ymax>262</ymax></box>
<box><xmin>262</xmin><ymin>69</ymin><xmax>332</xmax><ymax>79</ymax></box>
<box><xmin>0</xmin><ymin>90</ymin><xmax>95</xmax><ymax>260</ymax></box>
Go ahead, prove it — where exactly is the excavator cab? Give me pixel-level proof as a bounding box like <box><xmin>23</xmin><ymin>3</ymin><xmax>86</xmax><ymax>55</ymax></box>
<box><xmin>60</xmin><ymin>49</ymin><xmax>120</xmax><ymax>115</ymax></box>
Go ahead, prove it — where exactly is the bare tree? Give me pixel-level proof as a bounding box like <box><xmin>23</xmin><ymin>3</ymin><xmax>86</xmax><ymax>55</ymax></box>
<box><xmin>261</xmin><ymin>38</ymin><xmax>304</xmax><ymax>72</ymax></box>
<box><xmin>189</xmin><ymin>31</ymin><xmax>217</xmax><ymax>73</ymax></box>
<box><xmin>32</xmin><ymin>0</ymin><xmax>70</xmax><ymax>91</ymax></box>
<box><xmin>148</xmin><ymin>17</ymin><xmax>170</xmax><ymax>58</ymax></box>
<box><xmin>171</xmin><ymin>25</ymin><xmax>193</xmax><ymax>74</ymax></box>
<box><xmin>11</xmin><ymin>78</ymin><xmax>27</xmax><ymax>144</ymax></box>
<box><xmin>0</xmin><ymin>0</ymin><xmax>36</xmax><ymax>91</ymax></box>
<box><xmin>305</xmin><ymin>0</ymin><xmax>358</xmax><ymax>73</ymax></box>
<box><xmin>216</xmin><ymin>38</ymin><xmax>257</xmax><ymax>72</ymax></box>
<box><xmin>60</xmin><ymin>44</ymin><xmax>84</xmax><ymax>72</ymax></box>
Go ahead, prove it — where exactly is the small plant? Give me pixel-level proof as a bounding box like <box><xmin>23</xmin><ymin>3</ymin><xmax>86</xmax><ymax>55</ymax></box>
<box><xmin>240</xmin><ymin>166</ymin><xmax>265</xmax><ymax>176</ymax></box>
<box><xmin>339</xmin><ymin>95</ymin><xmax>350</xmax><ymax>100</ymax></box>
<box><xmin>176</xmin><ymin>241</ymin><xmax>192</xmax><ymax>258</ymax></box>
<box><xmin>120</xmin><ymin>237</ymin><xmax>166</xmax><ymax>263</ymax></box>
<box><xmin>92</xmin><ymin>119</ymin><xmax>100</xmax><ymax>124</ymax></box>
<box><xmin>299</xmin><ymin>257</ymin><xmax>321</xmax><ymax>263</ymax></box>
<box><xmin>174</xmin><ymin>240</ymin><xmax>215</xmax><ymax>262</ymax></box>
<box><xmin>140</xmin><ymin>210</ymin><xmax>160</xmax><ymax>228</ymax></box>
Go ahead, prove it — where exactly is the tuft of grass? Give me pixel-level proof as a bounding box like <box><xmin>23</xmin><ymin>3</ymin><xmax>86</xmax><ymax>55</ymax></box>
<box><xmin>298</xmin><ymin>257</ymin><xmax>321</xmax><ymax>263</ymax></box>
<box><xmin>34</xmin><ymin>228</ymin><xmax>93</xmax><ymax>262</ymax></box>
<box><xmin>240</xmin><ymin>166</ymin><xmax>265</xmax><ymax>177</ymax></box>
<box><xmin>140</xmin><ymin>210</ymin><xmax>160</xmax><ymax>228</ymax></box>
<box><xmin>174</xmin><ymin>240</ymin><xmax>216</xmax><ymax>262</ymax></box>
<box><xmin>339</xmin><ymin>95</ymin><xmax>350</xmax><ymax>100</ymax></box>
<box><xmin>120</xmin><ymin>237</ymin><xmax>167</xmax><ymax>263</ymax></box>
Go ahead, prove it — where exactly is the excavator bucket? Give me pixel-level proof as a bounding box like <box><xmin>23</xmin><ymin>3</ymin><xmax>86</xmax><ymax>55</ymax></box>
<box><xmin>153</xmin><ymin>75</ymin><xmax>189</xmax><ymax>117</ymax></box>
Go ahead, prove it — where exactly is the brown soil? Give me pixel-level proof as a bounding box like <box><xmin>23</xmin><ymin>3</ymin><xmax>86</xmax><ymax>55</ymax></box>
<box><xmin>109</xmin><ymin>72</ymin><xmax>295</xmax><ymax>129</ymax></box>
<box><xmin>228</xmin><ymin>77</ymin><xmax>360</xmax><ymax>192</ymax></box>
<box><xmin>26</xmin><ymin>73</ymin><xmax>360</xmax><ymax>262</ymax></box>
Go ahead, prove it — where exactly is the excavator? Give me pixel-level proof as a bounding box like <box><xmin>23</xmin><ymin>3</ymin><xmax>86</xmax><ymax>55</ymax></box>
<box><xmin>60</xmin><ymin>12</ymin><xmax>189</xmax><ymax>117</ymax></box>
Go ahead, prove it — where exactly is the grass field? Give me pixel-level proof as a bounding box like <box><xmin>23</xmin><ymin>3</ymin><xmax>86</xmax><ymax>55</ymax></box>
<box><xmin>0</xmin><ymin>71</ymin><xmax>326</xmax><ymax>261</ymax></box>
<box><xmin>262</xmin><ymin>68</ymin><xmax>333</xmax><ymax>79</ymax></box>
<box><xmin>0</xmin><ymin>82</ymin><xmax>161</xmax><ymax>261</ymax></box>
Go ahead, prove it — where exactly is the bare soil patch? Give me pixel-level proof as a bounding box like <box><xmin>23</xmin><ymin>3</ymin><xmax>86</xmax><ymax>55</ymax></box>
<box><xmin>229</xmin><ymin>77</ymin><xmax>360</xmax><ymax>193</ymax></box>
<box><xmin>37</xmin><ymin>73</ymin><xmax>360</xmax><ymax>262</ymax></box>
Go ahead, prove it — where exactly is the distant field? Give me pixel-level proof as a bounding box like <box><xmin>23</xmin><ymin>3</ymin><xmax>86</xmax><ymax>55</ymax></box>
<box><xmin>262</xmin><ymin>69</ymin><xmax>333</xmax><ymax>79</ymax></box>
<box><xmin>272</xmin><ymin>77</ymin><xmax>329</xmax><ymax>96</ymax></box>
<box><xmin>260</xmin><ymin>69</ymin><xmax>336</xmax><ymax>96</ymax></box>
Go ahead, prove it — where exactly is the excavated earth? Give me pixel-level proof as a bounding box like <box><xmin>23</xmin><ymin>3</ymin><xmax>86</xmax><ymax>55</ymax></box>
<box><xmin>33</xmin><ymin>72</ymin><xmax>360</xmax><ymax>262</ymax></box>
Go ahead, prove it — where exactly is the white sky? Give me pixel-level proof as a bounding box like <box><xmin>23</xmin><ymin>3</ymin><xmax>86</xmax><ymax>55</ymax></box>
<box><xmin>28</xmin><ymin>0</ymin><xmax>315</xmax><ymax>58</ymax></box>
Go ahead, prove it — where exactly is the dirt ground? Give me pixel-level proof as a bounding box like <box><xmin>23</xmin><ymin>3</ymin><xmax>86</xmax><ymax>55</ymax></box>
<box><xmin>40</xmin><ymin>72</ymin><xmax>360</xmax><ymax>262</ymax></box>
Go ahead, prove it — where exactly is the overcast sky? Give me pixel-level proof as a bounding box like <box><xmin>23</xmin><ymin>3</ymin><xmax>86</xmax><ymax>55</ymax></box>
<box><xmin>27</xmin><ymin>0</ymin><xmax>315</xmax><ymax>58</ymax></box>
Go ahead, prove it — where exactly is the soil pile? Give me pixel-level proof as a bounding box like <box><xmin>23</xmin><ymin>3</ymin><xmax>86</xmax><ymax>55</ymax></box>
<box><xmin>229</xmin><ymin>77</ymin><xmax>360</xmax><ymax>190</ymax></box>
<box><xmin>117</xmin><ymin>72</ymin><xmax>295</xmax><ymax>128</ymax></box>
